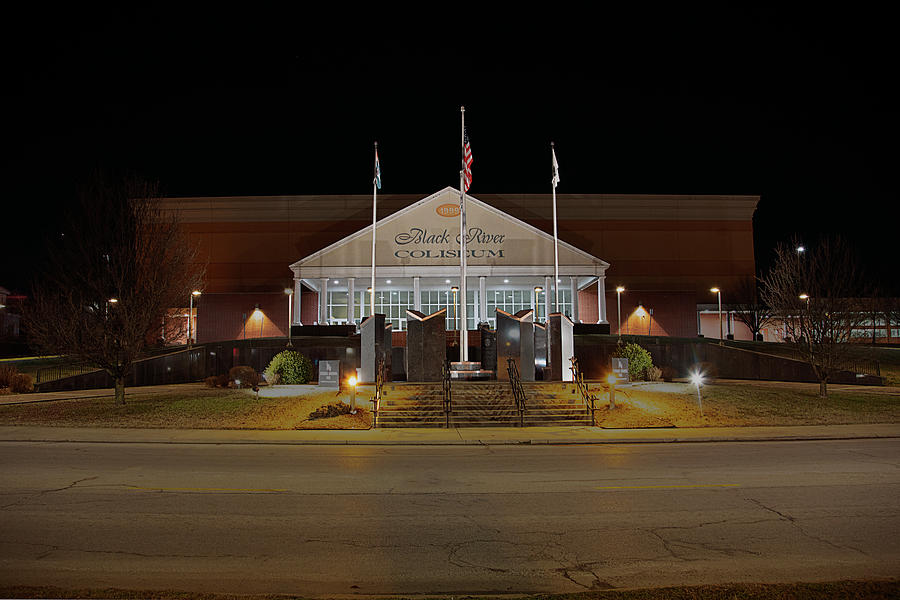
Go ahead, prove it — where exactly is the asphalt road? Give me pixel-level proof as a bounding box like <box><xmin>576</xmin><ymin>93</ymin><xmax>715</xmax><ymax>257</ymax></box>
<box><xmin>1</xmin><ymin>439</ymin><xmax>898</xmax><ymax>596</ymax></box>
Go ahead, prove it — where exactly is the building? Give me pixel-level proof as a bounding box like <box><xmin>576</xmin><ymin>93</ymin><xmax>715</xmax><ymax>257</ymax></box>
<box><xmin>161</xmin><ymin>188</ymin><xmax>760</xmax><ymax>344</ymax></box>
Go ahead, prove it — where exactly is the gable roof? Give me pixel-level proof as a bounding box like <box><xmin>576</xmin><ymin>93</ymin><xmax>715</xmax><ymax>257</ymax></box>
<box><xmin>290</xmin><ymin>187</ymin><xmax>610</xmax><ymax>280</ymax></box>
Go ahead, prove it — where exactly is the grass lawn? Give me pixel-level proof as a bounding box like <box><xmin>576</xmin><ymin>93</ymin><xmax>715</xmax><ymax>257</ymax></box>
<box><xmin>0</xmin><ymin>379</ymin><xmax>896</xmax><ymax>430</ymax></box>
<box><xmin>584</xmin><ymin>379</ymin><xmax>900</xmax><ymax>428</ymax></box>
<box><xmin>0</xmin><ymin>385</ymin><xmax>372</xmax><ymax>430</ymax></box>
<box><xmin>1</xmin><ymin>579</ymin><xmax>897</xmax><ymax>599</ymax></box>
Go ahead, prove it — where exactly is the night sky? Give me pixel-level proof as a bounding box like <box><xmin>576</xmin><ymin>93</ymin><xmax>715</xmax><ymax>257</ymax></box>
<box><xmin>3</xmin><ymin>9</ymin><xmax>897</xmax><ymax>294</ymax></box>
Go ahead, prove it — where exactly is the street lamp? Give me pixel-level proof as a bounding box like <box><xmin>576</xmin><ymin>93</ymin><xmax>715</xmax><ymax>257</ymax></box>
<box><xmin>710</xmin><ymin>287</ymin><xmax>723</xmax><ymax>345</ymax></box>
<box><xmin>615</xmin><ymin>286</ymin><xmax>625</xmax><ymax>340</ymax></box>
<box><xmin>534</xmin><ymin>286</ymin><xmax>543</xmax><ymax>322</ymax></box>
<box><xmin>451</xmin><ymin>286</ymin><xmax>459</xmax><ymax>331</ymax></box>
<box><xmin>284</xmin><ymin>288</ymin><xmax>293</xmax><ymax>346</ymax></box>
<box><xmin>797</xmin><ymin>245</ymin><xmax>805</xmax><ymax>255</ymax></box>
<box><xmin>189</xmin><ymin>290</ymin><xmax>201</xmax><ymax>347</ymax></box>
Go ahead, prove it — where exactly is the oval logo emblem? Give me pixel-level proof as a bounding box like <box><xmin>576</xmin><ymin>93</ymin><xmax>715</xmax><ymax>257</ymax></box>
<box><xmin>436</xmin><ymin>203</ymin><xmax>460</xmax><ymax>218</ymax></box>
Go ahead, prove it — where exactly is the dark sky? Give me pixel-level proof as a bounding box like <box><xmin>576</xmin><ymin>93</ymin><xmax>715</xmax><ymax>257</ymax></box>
<box><xmin>3</xmin><ymin>8</ymin><xmax>897</xmax><ymax>293</ymax></box>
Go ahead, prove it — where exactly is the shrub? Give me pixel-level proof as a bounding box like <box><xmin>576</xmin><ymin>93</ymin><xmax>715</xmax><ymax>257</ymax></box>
<box><xmin>9</xmin><ymin>372</ymin><xmax>34</xmax><ymax>393</ymax></box>
<box><xmin>203</xmin><ymin>376</ymin><xmax>219</xmax><ymax>388</ymax></box>
<box><xmin>646</xmin><ymin>365</ymin><xmax>662</xmax><ymax>382</ymax></box>
<box><xmin>265</xmin><ymin>350</ymin><xmax>312</xmax><ymax>385</ymax></box>
<box><xmin>228</xmin><ymin>366</ymin><xmax>259</xmax><ymax>388</ymax></box>
<box><xmin>0</xmin><ymin>364</ymin><xmax>18</xmax><ymax>388</ymax></box>
<box><xmin>613</xmin><ymin>342</ymin><xmax>654</xmax><ymax>381</ymax></box>
<box><xmin>215</xmin><ymin>373</ymin><xmax>230</xmax><ymax>388</ymax></box>
<box><xmin>660</xmin><ymin>366</ymin><xmax>678</xmax><ymax>382</ymax></box>
<box><xmin>308</xmin><ymin>402</ymin><xmax>352</xmax><ymax>420</ymax></box>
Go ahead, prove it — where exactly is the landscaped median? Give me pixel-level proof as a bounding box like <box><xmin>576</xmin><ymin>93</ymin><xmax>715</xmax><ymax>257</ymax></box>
<box><xmin>0</xmin><ymin>378</ymin><xmax>897</xmax><ymax>430</ymax></box>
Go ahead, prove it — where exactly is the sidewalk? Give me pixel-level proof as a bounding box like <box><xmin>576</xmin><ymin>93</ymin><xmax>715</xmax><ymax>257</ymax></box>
<box><xmin>0</xmin><ymin>422</ymin><xmax>898</xmax><ymax>446</ymax></box>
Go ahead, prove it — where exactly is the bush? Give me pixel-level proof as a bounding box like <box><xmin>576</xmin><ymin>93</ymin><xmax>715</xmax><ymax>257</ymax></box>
<box><xmin>9</xmin><ymin>372</ymin><xmax>34</xmax><ymax>393</ymax></box>
<box><xmin>613</xmin><ymin>342</ymin><xmax>654</xmax><ymax>381</ymax></box>
<box><xmin>308</xmin><ymin>402</ymin><xmax>352</xmax><ymax>420</ymax></box>
<box><xmin>660</xmin><ymin>366</ymin><xmax>678</xmax><ymax>382</ymax></box>
<box><xmin>203</xmin><ymin>376</ymin><xmax>219</xmax><ymax>388</ymax></box>
<box><xmin>215</xmin><ymin>373</ymin><xmax>230</xmax><ymax>388</ymax></box>
<box><xmin>265</xmin><ymin>350</ymin><xmax>312</xmax><ymax>385</ymax></box>
<box><xmin>646</xmin><ymin>365</ymin><xmax>662</xmax><ymax>382</ymax></box>
<box><xmin>0</xmin><ymin>364</ymin><xmax>18</xmax><ymax>388</ymax></box>
<box><xmin>228</xmin><ymin>366</ymin><xmax>259</xmax><ymax>388</ymax></box>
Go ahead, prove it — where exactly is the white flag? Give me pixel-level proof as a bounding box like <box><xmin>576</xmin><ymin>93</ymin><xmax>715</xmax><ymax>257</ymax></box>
<box><xmin>552</xmin><ymin>146</ymin><xmax>560</xmax><ymax>188</ymax></box>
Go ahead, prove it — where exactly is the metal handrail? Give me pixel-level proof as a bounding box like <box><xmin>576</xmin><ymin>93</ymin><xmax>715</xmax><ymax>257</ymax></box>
<box><xmin>569</xmin><ymin>357</ymin><xmax>598</xmax><ymax>426</ymax></box>
<box><xmin>34</xmin><ymin>362</ymin><xmax>103</xmax><ymax>384</ymax></box>
<box><xmin>506</xmin><ymin>358</ymin><xmax>526</xmax><ymax>427</ymax></box>
<box><xmin>373</xmin><ymin>355</ymin><xmax>385</xmax><ymax>428</ymax></box>
<box><xmin>442</xmin><ymin>360</ymin><xmax>452</xmax><ymax>428</ymax></box>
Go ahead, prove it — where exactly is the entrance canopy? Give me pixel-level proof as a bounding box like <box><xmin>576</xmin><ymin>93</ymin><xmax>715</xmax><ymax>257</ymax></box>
<box><xmin>289</xmin><ymin>188</ymin><xmax>611</xmax><ymax>328</ymax></box>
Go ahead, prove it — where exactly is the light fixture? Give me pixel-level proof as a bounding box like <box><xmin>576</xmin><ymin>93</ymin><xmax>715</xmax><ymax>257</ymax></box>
<box><xmin>616</xmin><ymin>286</ymin><xmax>625</xmax><ymax>293</ymax></box>
<box><xmin>192</xmin><ymin>290</ymin><xmax>202</xmax><ymax>297</ymax></box>
<box><xmin>503</xmin><ymin>279</ymin><xmax>509</xmax><ymax>283</ymax></box>
<box><xmin>333</xmin><ymin>280</ymin><xmax>339</xmax><ymax>284</ymax></box>
<box><xmin>284</xmin><ymin>288</ymin><xmax>292</xmax><ymax>295</ymax></box>
<box><xmin>445</xmin><ymin>279</ymin><xmax>451</xmax><ymax>284</ymax></box>
<box><xmin>799</xmin><ymin>294</ymin><xmax>809</xmax><ymax>300</ymax></box>
<box><xmin>386</xmin><ymin>280</ymin><xmax>391</xmax><ymax>284</ymax></box>
<box><xmin>108</xmin><ymin>298</ymin><xmax>118</xmax><ymax>304</ymax></box>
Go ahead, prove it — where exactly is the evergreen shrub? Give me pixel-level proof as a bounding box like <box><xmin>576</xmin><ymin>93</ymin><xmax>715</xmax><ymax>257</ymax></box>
<box><xmin>265</xmin><ymin>350</ymin><xmax>312</xmax><ymax>385</ymax></box>
<box><xmin>613</xmin><ymin>342</ymin><xmax>654</xmax><ymax>380</ymax></box>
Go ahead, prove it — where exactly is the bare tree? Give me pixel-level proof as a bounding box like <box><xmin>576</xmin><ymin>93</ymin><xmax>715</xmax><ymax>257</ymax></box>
<box><xmin>730</xmin><ymin>275</ymin><xmax>775</xmax><ymax>341</ymax></box>
<box><xmin>26</xmin><ymin>173</ymin><xmax>202</xmax><ymax>404</ymax></box>
<box><xmin>760</xmin><ymin>236</ymin><xmax>869</xmax><ymax>398</ymax></box>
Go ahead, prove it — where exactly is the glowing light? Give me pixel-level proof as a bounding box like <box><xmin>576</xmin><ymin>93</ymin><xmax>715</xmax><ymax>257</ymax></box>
<box><xmin>710</xmin><ymin>287</ymin><xmax>720</xmax><ymax>294</ymax></box>
<box><xmin>252</xmin><ymin>308</ymin><xmax>263</xmax><ymax>319</ymax></box>
<box><xmin>284</xmin><ymin>288</ymin><xmax>293</xmax><ymax>295</ymax></box>
<box><xmin>192</xmin><ymin>290</ymin><xmax>202</xmax><ymax>296</ymax></box>
<box><xmin>348</xmin><ymin>376</ymin><xmax>357</xmax><ymax>387</ymax></box>
<box><xmin>606</xmin><ymin>373</ymin><xmax>617</xmax><ymax>385</ymax></box>
<box><xmin>691</xmin><ymin>372</ymin><xmax>703</xmax><ymax>387</ymax></box>
<box><xmin>616</xmin><ymin>286</ymin><xmax>625</xmax><ymax>293</ymax></box>
<box><xmin>108</xmin><ymin>298</ymin><xmax>118</xmax><ymax>303</ymax></box>
<box><xmin>534</xmin><ymin>286</ymin><xmax>543</xmax><ymax>293</ymax></box>
<box><xmin>799</xmin><ymin>294</ymin><xmax>809</xmax><ymax>300</ymax></box>
<box><xmin>503</xmin><ymin>279</ymin><xmax>509</xmax><ymax>283</ymax></box>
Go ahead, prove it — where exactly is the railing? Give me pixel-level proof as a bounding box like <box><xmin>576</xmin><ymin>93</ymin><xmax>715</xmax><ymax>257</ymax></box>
<box><xmin>442</xmin><ymin>360</ymin><xmax>452</xmax><ymax>428</ymax></box>
<box><xmin>506</xmin><ymin>358</ymin><xmax>526</xmax><ymax>427</ymax></box>
<box><xmin>34</xmin><ymin>362</ymin><xmax>103</xmax><ymax>384</ymax></box>
<box><xmin>373</xmin><ymin>355</ymin><xmax>386</xmax><ymax>428</ymax></box>
<box><xmin>569</xmin><ymin>357</ymin><xmax>599</xmax><ymax>426</ymax></box>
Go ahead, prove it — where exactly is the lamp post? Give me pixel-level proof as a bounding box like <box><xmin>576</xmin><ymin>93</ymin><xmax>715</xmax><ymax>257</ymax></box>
<box><xmin>711</xmin><ymin>287</ymin><xmax>723</xmax><ymax>345</ymax></box>
<box><xmin>348</xmin><ymin>375</ymin><xmax>358</xmax><ymax>414</ymax></box>
<box><xmin>534</xmin><ymin>286</ymin><xmax>543</xmax><ymax>322</ymax></box>
<box><xmin>691</xmin><ymin>371</ymin><xmax>704</xmax><ymax>417</ymax></box>
<box><xmin>284</xmin><ymin>288</ymin><xmax>293</xmax><ymax>346</ymax></box>
<box><xmin>615</xmin><ymin>286</ymin><xmax>624</xmax><ymax>340</ymax></box>
<box><xmin>797</xmin><ymin>245</ymin><xmax>805</xmax><ymax>255</ymax></box>
<box><xmin>451</xmin><ymin>286</ymin><xmax>459</xmax><ymax>331</ymax></box>
<box><xmin>189</xmin><ymin>290</ymin><xmax>201</xmax><ymax>347</ymax></box>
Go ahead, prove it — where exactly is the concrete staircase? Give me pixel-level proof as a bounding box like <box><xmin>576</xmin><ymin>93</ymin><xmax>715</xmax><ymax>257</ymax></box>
<box><xmin>376</xmin><ymin>381</ymin><xmax>591</xmax><ymax>428</ymax></box>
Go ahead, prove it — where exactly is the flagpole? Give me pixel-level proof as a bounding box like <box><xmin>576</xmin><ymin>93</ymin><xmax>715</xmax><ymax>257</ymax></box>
<box><xmin>371</xmin><ymin>141</ymin><xmax>378</xmax><ymax>317</ymax></box>
<box><xmin>459</xmin><ymin>106</ymin><xmax>468</xmax><ymax>362</ymax></box>
<box><xmin>551</xmin><ymin>141</ymin><xmax>560</xmax><ymax>315</ymax></box>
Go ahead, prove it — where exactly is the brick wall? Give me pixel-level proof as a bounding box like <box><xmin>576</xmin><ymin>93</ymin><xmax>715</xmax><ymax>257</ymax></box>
<box><xmin>196</xmin><ymin>293</ymin><xmax>290</xmax><ymax>343</ymax></box>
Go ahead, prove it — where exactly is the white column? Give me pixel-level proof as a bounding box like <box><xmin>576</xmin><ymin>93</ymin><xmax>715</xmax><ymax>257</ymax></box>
<box><xmin>347</xmin><ymin>277</ymin><xmax>355</xmax><ymax>325</ymax></box>
<box><xmin>293</xmin><ymin>278</ymin><xmax>302</xmax><ymax>325</ymax></box>
<box><xmin>479</xmin><ymin>276</ymin><xmax>487</xmax><ymax>325</ymax></box>
<box><xmin>570</xmin><ymin>276</ymin><xmax>579</xmax><ymax>322</ymax></box>
<box><xmin>544</xmin><ymin>275</ymin><xmax>552</xmax><ymax>319</ymax></box>
<box><xmin>597</xmin><ymin>276</ymin><xmax>608</xmax><ymax>324</ymax></box>
<box><xmin>319</xmin><ymin>278</ymin><xmax>328</xmax><ymax>325</ymax></box>
<box><xmin>413</xmin><ymin>276</ymin><xmax>421</xmax><ymax>311</ymax></box>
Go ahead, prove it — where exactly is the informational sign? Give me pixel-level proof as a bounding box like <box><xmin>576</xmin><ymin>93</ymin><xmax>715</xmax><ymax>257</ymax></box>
<box><xmin>318</xmin><ymin>360</ymin><xmax>340</xmax><ymax>388</ymax></box>
<box><xmin>611</xmin><ymin>357</ymin><xmax>630</xmax><ymax>382</ymax></box>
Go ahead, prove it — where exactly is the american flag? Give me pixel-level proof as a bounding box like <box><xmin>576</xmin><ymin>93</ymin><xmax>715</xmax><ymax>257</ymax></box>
<box><xmin>463</xmin><ymin>130</ymin><xmax>473</xmax><ymax>192</ymax></box>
